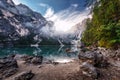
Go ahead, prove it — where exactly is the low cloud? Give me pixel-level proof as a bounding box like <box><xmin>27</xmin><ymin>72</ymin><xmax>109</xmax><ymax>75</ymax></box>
<box><xmin>43</xmin><ymin>4</ymin><xmax>91</xmax><ymax>32</ymax></box>
<box><xmin>44</xmin><ymin>7</ymin><xmax>54</xmax><ymax>19</ymax></box>
<box><xmin>39</xmin><ymin>3</ymin><xmax>54</xmax><ymax>18</ymax></box>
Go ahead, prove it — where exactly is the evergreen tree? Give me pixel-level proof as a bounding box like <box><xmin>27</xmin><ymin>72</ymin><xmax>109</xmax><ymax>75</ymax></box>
<box><xmin>82</xmin><ymin>0</ymin><xmax>120</xmax><ymax>48</ymax></box>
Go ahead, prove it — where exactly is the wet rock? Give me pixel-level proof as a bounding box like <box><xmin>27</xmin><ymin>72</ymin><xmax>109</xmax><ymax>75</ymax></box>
<box><xmin>14</xmin><ymin>71</ymin><xmax>34</xmax><ymax>80</ymax></box>
<box><xmin>0</xmin><ymin>56</ymin><xmax>18</xmax><ymax>78</ymax></box>
<box><xmin>80</xmin><ymin>62</ymin><xmax>99</xmax><ymax>79</ymax></box>
<box><xmin>21</xmin><ymin>55</ymin><xmax>43</xmax><ymax>65</ymax></box>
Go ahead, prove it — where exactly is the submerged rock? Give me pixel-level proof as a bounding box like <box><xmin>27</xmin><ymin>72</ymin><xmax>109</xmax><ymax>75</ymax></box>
<box><xmin>80</xmin><ymin>62</ymin><xmax>99</xmax><ymax>79</ymax></box>
<box><xmin>14</xmin><ymin>71</ymin><xmax>34</xmax><ymax>80</ymax></box>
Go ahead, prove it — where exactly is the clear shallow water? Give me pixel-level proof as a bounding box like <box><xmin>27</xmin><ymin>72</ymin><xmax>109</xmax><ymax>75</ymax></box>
<box><xmin>0</xmin><ymin>45</ymin><xmax>79</xmax><ymax>63</ymax></box>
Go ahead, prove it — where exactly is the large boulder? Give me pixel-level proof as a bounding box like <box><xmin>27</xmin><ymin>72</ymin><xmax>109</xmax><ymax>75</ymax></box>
<box><xmin>0</xmin><ymin>56</ymin><xmax>18</xmax><ymax>78</ymax></box>
<box><xmin>78</xmin><ymin>49</ymin><xmax>110</xmax><ymax>79</ymax></box>
<box><xmin>78</xmin><ymin>50</ymin><xmax>108</xmax><ymax>67</ymax></box>
<box><xmin>14</xmin><ymin>71</ymin><xmax>34</xmax><ymax>80</ymax></box>
<box><xmin>80</xmin><ymin>62</ymin><xmax>99</xmax><ymax>79</ymax></box>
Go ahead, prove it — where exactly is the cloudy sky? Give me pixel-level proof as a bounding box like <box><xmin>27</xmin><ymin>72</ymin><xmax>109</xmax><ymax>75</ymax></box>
<box><xmin>13</xmin><ymin>0</ymin><xmax>86</xmax><ymax>15</ymax></box>
<box><xmin>13</xmin><ymin>0</ymin><xmax>91</xmax><ymax>32</ymax></box>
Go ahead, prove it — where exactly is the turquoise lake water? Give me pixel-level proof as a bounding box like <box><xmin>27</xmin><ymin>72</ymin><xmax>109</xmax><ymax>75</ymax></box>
<box><xmin>0</xmin><ymin>45</ymin><xmax>79</xmax><ymax>62</ymax></box>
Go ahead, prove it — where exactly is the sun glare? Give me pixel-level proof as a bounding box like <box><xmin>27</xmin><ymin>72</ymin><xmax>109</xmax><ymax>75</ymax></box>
<box><xmin>54</xmin><ymin>20</ymin><xmax>74</xmax><ymax>32</ymax></box>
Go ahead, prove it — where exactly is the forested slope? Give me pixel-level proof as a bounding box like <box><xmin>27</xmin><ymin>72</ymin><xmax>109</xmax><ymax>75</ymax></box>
<box><xmin>82</xmin><ymin>0</ymin><xmax>120</xmax><ymax>48</ymax></box>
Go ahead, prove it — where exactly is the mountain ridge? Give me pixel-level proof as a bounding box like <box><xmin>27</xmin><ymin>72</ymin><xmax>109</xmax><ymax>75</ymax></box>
<box><xmin>0</xmin><ymin>0</ymin><xmax>86</xmax><ymax>47</ymax></box>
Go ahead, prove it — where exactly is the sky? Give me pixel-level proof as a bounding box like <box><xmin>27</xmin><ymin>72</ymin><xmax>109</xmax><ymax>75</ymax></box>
<box><xmin>13</xmin><ymin>0</ymin><xmax>86</xmax><ymax>15</ymax></box>
<box><xmin>13</xmin><ymin>0</ymin><xmax>91</xmax><ymax>32</ymax></box>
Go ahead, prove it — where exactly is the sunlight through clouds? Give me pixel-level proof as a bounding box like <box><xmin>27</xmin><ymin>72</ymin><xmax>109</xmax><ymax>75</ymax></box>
<box><xmin>43</xmin><ymin>4</ymin><xmax>91</xmax><ymax>32</ymax></box>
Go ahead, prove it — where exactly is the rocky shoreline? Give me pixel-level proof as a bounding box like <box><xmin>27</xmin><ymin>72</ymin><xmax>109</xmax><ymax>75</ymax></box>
<box><xmin>0</xmin><ymin>54</ymin><xmax>78</xmax><ymax>80</ymax></box>
<box><xmin>0</xmin><ymin>47</ymin><xmax>120</xmax><ymax>80</ymax></box>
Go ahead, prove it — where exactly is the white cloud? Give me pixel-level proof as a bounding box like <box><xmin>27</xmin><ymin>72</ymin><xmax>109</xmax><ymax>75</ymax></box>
<box><xmin>39</xmin><ymin>3</ymin><xmax>54</xmax><ymax>19</ymax></box>
<box><xmin>44</xmin><ymin>7</ymin><xmax>54</xmax><ymax>18</ymax></box>
<box><xmin>71</xmin><ymin>4</ymin><xmax>79</xmax><ymax>8</ymax></box>
<box><xmin>44</xmin><ymin>5</ymin><xmax>91</xmax><ymax>32</ymax></box>
<box><xmin>39</xmin><ymin>3</ymin><xmax>49</xmax><ymax>8</ymax></box>
<box><xmin>13</xmin><ymin>0</ymin><xmax>21</xmax><ymax>5</ymax></box>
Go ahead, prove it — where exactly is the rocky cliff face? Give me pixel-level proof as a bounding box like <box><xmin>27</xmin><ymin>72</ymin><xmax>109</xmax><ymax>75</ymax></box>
<box><xmin>68</xmin><ymin>19</ymin><xmax>87</xmax><ymax>45</ymax></box>
<box><xmin>0</xmin><ymin>0</ymin><xmax>49</xmax><ymax>46</ymax></box>
<box><xmin>0</xmin><ymin>0</ymin><xmax>87</xmax><ymax>46</ymax></box>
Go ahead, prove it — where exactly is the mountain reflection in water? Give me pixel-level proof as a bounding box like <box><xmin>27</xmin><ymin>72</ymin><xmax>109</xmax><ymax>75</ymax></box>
<box><xmin>0</xmin><ymin>45</ymin><xmax>80</xmax><ymax>62</ymax></box>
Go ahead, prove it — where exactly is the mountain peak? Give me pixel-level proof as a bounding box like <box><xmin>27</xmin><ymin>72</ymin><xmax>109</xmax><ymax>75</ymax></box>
<box><xmin>16</xmin><ymin>3</ymin><xmax>34</xmax><ymax>16</ymax></box>
<box><xmin>17</xmin><ymin>3</ymin><xmax>31</xmax><ymax>10</ymax></box>
<box><xmin>6</xmin><ymin>0</ymin><xmax>14</xmax><ymax>5</ymax></box>
<box><xmin>0</xmin><ymin>0</ymin><xmax>14</xmax><ymax>7</ymax></box>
